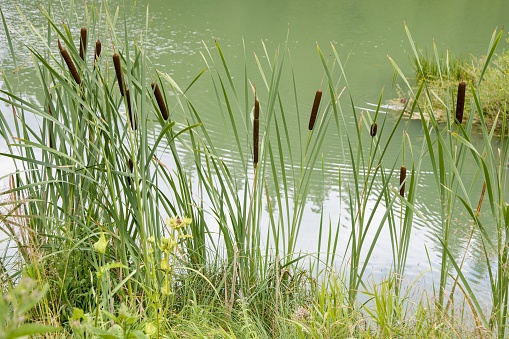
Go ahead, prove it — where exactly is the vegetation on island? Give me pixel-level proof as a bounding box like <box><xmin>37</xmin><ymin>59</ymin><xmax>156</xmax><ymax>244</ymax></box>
<box><xmin>1</xmin><ymin>3</ymin><xmax>509</xmax><ymax>339</ymax></box>
<box><xmin>396</xmin><ymin>32</ymin><xmax>509</xmax><ymax>133</ymax></box>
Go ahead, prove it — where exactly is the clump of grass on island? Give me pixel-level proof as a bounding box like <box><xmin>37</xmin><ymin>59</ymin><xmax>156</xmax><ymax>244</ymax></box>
<box><xmin>396</xmin><ymin>34</ymin><xmax>509</xmax><ymax>133</ymax></box>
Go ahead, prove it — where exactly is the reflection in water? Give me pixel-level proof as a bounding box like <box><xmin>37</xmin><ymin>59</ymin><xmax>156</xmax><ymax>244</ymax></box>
<box><xmin>1</xmin><ymin>0</ymin><xmax>509</xmax><ymax>302</ymax></box>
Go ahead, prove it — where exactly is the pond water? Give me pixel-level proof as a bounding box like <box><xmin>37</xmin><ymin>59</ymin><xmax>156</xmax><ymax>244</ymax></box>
<box><xmin>1</xmin><ymin>0</ymin><xmax>509</xmax><ymax>304</ymax></box>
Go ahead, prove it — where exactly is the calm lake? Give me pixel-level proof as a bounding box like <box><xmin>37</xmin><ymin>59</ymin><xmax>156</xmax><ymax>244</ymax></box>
<box><xmin>1</xmin><ymin>0</ymin><xmax>509</xmax><ymax>303</ymax></box>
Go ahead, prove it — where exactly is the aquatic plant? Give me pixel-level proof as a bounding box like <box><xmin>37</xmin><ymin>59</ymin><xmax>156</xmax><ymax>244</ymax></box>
<box><xmin>0</xmin><ymin>3</ymin><xmax>507</xmax><ymax>338</ymax></box>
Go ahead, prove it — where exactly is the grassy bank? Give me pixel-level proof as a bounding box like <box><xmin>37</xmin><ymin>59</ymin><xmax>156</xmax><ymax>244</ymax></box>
<box><xmin>1</xmin><ymin>4</ymin><xmax>509</xmax><ymax>338</ymax></box>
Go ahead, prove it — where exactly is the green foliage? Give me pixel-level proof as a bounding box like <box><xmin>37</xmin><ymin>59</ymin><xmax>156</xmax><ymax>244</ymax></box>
<box><xmin>0</xmin><ymin>278</ymin><xmax>60</xmax><ymax>339</ymax></box>
<box><xmin>0</xmin><ymin>2</ymin><xmax>508</xmax><ymax>339</ymax></box>
<box><xmin>407</xmin><ymin>33</ymin><xmax>509</xmax><ymax>131</ymax></box>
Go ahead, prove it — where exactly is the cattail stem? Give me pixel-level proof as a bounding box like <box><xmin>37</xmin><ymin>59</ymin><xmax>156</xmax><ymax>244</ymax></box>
<box><xmin>48</xmin><ymin>93</ymin><xmax>54</xmax><ymax>149</ymax></box>
<box><xmin>113</xmin><ymin>53</ymin><xmax>124</xmax><ymax>96</ymax></box>
<box><xmin>151</xmin><ymin>82</ymin><xmax>169</xmax><ymax>120</ymax></box>
<box><xmin>125</xmin><ymin>88</ymin><xmax>136</xmax><ymax>130</ymax></box>
<box><xmin>370</xmin><ymin>122</ymin><xmax>378</xmax><ymax>137</ymax></box>
<box><xmin>254</xmin><ymin>98</ymin><xmax>260</xmax><ymax>120</ymax></box>
<box><xmin>455</xmin><ymin>81</ymin><xmax>466</xmax><ymax>124</ymax></box>
<box><xmin>79</xmin><ymin>27</ymin><xmax>87</xmax><ymax>60</ymax></box>
<box><xmin>399</xmin><ymin>166</ymin><xmax>407</xmax><ymax>197</ymax></box>
<box><xmin>58</xmin><ymin>39</ymin><xmax>81</xmax><ymax>85</ymax></box>
<box><xmin>253</xmin><ymin>118</ymin><xmax>259</xmax><ymax>165</ymax></box>
<box><xmin>308</xmin><ymin>90</ymin><xmax>322</xmax><ymax>130</ymax></box>
<box><xmin>475</xmin><ymin>181</ymin><xmax>487</xmax><ymax>217</ymax></box>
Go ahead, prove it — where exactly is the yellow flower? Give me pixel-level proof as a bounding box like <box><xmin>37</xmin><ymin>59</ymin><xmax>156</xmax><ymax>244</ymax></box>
<box><xmin>145</xmin><ymin>322</ymin><xmax>157</xmax><ymax>337</ymax></box>
<box><xmin>160</xmin><ymin>253</ymin><xmax>170</xmax><ymax>270</ymax></box>
<box><xmin>161</xmin><ymin>276</ymin><xmax>172</xmax><ymax>296</ymax></box>
<box><xmin>159</xmin><ymin>235</ymin><xmax>177</xmax><ymax>253</ymax></box>
<box><xmin>167</xmin><ymin>216</ymin><xmax>192</xmax><ymax>230</ymax></box>
<box><xmin>93</xmin><ymin>232</ymin><xmax>108</xmax><ymax>254</ymax></box>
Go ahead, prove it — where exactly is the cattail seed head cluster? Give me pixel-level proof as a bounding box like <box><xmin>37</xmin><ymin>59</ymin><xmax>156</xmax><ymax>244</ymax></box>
<box><xmin>253</xmin><ymin>97</ymin><xmax>260</xmax><ymax>165</ymax></box>
<box><xmin>94</xmin><ymin>39</ymin><xmax>101</xmax><ymax>62</ymax></box>
<box><xmin>370</xmin><ymin>122</ymin><xmax>378</xmax><ymax>137</ymax></box>
<box><xmin>455</xmin><ymin>81</ymin><xmax>466</xmax><ymax>124</ymax></box>
<box><xmin>79</xmin><ymin>27</ymin><xmax>87</xmax><ymax>60</ymax></box>
<box><xmin>58</xmin><ymin>39</ymin><xmax>81</xmax><ymax>85</ymax></box>
<box><xmin>308</xmin><ymin>90</ymin><xmax>322</xmax><ymax>130</ymax></box>
<box><xmin>113</xmin><ymin>53</ymin><xmax>124</xmax><ymax>96</ymax></box>
<box><xmin>151</xmin><ymin>82</ymin><xmax>169</xmax><ymax>120</ymax></box>
<box><xmin>399</xmin><ymin>166</ymin><xmax>407</xmax><ymax>197</ymax></box>
<box><xmin>127</xmin><ymin>158</ymin><xmax>134</xmax><ymax>185</ymax></box>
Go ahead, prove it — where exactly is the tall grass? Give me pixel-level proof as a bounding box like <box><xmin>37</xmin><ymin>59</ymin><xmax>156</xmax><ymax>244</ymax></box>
<box><xmin>0</xmin><ymin>2</ymin><xmax>507</xmax><ymax>338</ymax></box>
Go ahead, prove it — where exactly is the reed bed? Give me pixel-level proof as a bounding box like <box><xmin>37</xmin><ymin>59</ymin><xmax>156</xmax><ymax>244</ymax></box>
<box><xmin>0</xmin><ymin>3</ymin><xmax>507</xmax><ymax>339</ymax></box>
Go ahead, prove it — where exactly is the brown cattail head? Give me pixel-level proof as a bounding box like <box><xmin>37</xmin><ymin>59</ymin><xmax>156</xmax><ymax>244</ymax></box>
<box><xmin>79</xmin><ymin>27</ymin><xmax>87</xmax><ymax>60</ymax></box>
<box><xmin>253</xmin><ymin>118</ymin><xmax>259</xmax><ymax>165</ymax></box>
<box><xmin>455</xmin><ymin>81</ymin><xmax>466</xmax><ymax>124</ymax></box>
<box><xmin>254</xmin><ymin>97</ymin><xmax>260</xmax><ymax>120</ymax></box>
<box><xmin>113</xmin><ymin>53</ymin><xmax>124</xmax><ymax>96</ymax></box>
<box><xmin>370</xmin><ymin>122</ymin><xmax>378</xmax><ymax>137</ymax></box>
<box><xmin>58</xmin><ymin>39</ymin><xmax>81</xmax><ymax>85</ymax></box>
<box><xmin>151</xmin><ymin>82</ymin><xmax>169</xmax><ymax>120</ymax></box>
<box><xmin>127</xmin><ymin>158</ymin><xmax>134</xmax><ymax>185</ymax></box>
<box><xmin>94</xmin><ymin>39</ymin><xmax>101</xmax><ymax>61</ymax></box>
<box><xmin>308</xmin><ymin>90</ymin><xmax>322</xmax><ymax>130</ymax></box>
<box><xmin>399</xmin><ymin>166</ymin><xmax>407</xmax><ymax>197</ymax></box>
<box><xmin>125</xmin><ymin>88</ymin><xmax>136</xmax><ymax>130</ymax></box>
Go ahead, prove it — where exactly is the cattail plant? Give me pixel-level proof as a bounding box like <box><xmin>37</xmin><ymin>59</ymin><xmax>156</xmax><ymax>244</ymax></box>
<box><xmin>125</xmin><ymin>88</ymin><xmax>136</xmax><ymax>130</ymax></box>
<box><xmin>151</xmin><ymin>82</ymin><xmax>169</xmax><ymax>120</ymax></box>
<box><xmin>127</xmin><ymin>158</ymin><xmax>134</xmax><ymax>185</ymax></box>
<box><xmin>58</xmin><ymin>39</ymin><xmax>81</xmax><ymax>85</ymax></box>
<box><xmin>47</xmin><ymin>93</ymin><xmax>54</xmax><ymax>149</ymax></box>
<box><xmin>455</xmin><ymin>81</ymin><xmax>466</xmax><ymax>124</ymax></box>
<box><xmin>94</xmin><ymin>39</ymin><xmax>101</xmax><ymax>62</ymax></box>
<box><xmin>308</xmin><ymin>90</ymin><xmax>322</xmax><ymax>130</ymax></box>
<box><xmin>399</xmin><ymin>166</ymin><xmax>407</xmax><ymax>197</ymax></box>
<box><xmin>113</xmin><ymin>52</ymin><xmax>124</xmax><ymax>96</ymax></box>
<box><xmin>253</xmin><ymin>97</ymin><xmax>260</xmax><ymax>165</ymax></box>
<box><xmin>79</xmin><ymin>27</ymin><xmax>87</xmax><ymax>60</ymax></box>
<box><xmin>370</xmin><ymin>122</ymin><xmax>378</xmax><ymax>137</ymax></box>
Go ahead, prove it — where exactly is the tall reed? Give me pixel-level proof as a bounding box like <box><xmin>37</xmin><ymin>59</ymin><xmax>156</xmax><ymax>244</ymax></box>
<box><xmin>0</xmin><ymin>2</ymin><xmax>506</xmax><ymax>337</ymax></box>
